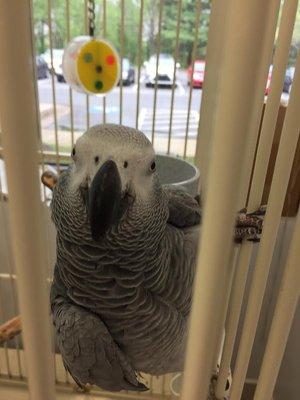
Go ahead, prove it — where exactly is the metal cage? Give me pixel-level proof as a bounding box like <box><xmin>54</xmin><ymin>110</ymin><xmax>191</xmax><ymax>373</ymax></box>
<box><xmin>0</xmin><ymin>0</ymin><xmax>299</xmax><ymax>399</ymax></box>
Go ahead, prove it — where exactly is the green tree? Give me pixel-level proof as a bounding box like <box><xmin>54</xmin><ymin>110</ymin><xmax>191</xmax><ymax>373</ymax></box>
<box><xmin>32</xmin><ymin>0</ymin><xmax>211</xmax><ymax>67</ymax></box>
<box><xmin>160</xmin><ymin>0</ymin><xmax>211</xmax><ymax>67</ymax></box>
<box><xmin>33</xmin><ymin>0</ymin><xmax>48</xmax><ymax>53</ymax></box>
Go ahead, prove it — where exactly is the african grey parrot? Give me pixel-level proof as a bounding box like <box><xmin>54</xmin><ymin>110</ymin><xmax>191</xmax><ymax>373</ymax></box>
<box><xmin>49</xmin><ymin>124</ymin><xmax>263</xmax><ymax>392</ymax></box>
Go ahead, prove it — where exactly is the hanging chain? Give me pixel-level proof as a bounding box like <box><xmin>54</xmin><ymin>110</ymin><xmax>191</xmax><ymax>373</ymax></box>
<box><xmin>87</xmin><ymin>0</ymin><xmax>95</xmax><ymax>37</ymax></box>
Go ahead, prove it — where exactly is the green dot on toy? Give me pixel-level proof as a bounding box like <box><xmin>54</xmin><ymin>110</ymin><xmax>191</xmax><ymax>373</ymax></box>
<box><xmin>63</xmin><ymin>36</ymin><xmax>120</xmax><ymax>95</ymax></box>
<box><xmin>95</xmin><ymin>80</ymin><xmax>103</xmax><ymax>90</ymax></box>
<box><xmin>83</xmin><ymin>52</ymin><xmax>93</xmax><ymax>63</ymax></box>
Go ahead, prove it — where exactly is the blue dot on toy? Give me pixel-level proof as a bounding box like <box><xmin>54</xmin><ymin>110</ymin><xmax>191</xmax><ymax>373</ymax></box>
<box><xmin>83</xmin><ymin>52</ymin><xmax>93</xmax><ymax>63</ymax></box>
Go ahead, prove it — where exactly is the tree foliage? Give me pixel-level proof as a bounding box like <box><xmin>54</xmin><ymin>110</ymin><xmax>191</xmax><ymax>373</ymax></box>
<box><xmin>33</xmin><ymin>1</ymin><xmax>300</xmax><ymax>67</ymax></box>
<box><xmin>32</xmin><ymin>0</ymin><xmax>208</xmax><ymax>67</ymax></box>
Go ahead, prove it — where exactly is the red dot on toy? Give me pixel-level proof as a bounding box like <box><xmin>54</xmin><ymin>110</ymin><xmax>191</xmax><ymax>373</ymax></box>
<box><xmin>106</xmin><ymin>55</ymin><xmax>115</xmax><ymax>65</ymax></box>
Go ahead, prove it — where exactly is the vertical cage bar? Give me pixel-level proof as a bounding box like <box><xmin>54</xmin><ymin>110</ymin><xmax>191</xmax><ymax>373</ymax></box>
<box><xmin>47</xmin><ymin>0</ymin><xmax>61</xmax><ymax>378</ymax></box>
<box><xmin>235</xmin><ymin>7</ymin><xmax>280</xmax><ymax>208</ymax></box>
<box><xmin>212</xmin><ymin>245</ymin><xmax>239</xmax><ymax>368</ymax></box>
<box><xmin>47</xmin><ymin>0</ymin><xmax>60</xmax><ymax>172</ymax></box>
<box><xmin>183</xmin><ymin>0</ymin><xmax>201</xmax><ymax>159</ymax></box>
<box><xmin>230</xmin><ymin>48</ymin><xmax>300</xmax><ymax>400</ymax></box>
<box><xmin>32</xmin><ymin>20</ymin><xmax>47</xmax><ymax>200</ymax></box>
<box><xmin>215</xmin><ymin>241</ymin><xmax>252</xmax><ymax>398</ymax></box>
<box><xmin>0</xmin><ymin>125</ymin><xmax>24</xmax><ymax>381</ymax></box>
<box><xmin>246</xmin><ymin>0</ymin><xmax>298</xmax><ymax>208</ymax></box>
<box><xmin>66</xmin><ymin>0</ymin><xmax>75</xmax><ymax>148</ymax></box>
<box><xmin>85</xmin><ymin>0</ymin><xmax>90</xmax><ymax>129</ymax></box>
<box><xmin>0</xmin><ymin>286</ymin><xmax>12</xmax><ymax>377</ymax></box>
<box><xmin>167</xmin><ymin>0</ymin><xmax>182</xmax><ymax>154</ymax></box>
<box><xmin>194</xmin><ymin>0</ymin><xmax>229</xmax><ymax>194</ymax></box>
<box><xmin>0</xmin><ymin>1</ymin><xmax>55</xmax><ymax>398</ymax></box>
<box><xmin>151</xmin><ymin>0</ymin><xmax>164</xmax><ymax>145</ymax></box>
<box><xmin>119</xmin><ymin>0</ymin><xmax>125</xmax><ymax>125</ymax></box>
<box><xmin>135</xmin><ymin>0</ymin><xmax>144</xmax><ymax>129</ymax></box>
<box><xmin>238</xmin><ymin>0</ymin><xmax>298</xmax><ymax>208</ymax></box>
<box><xmin>181</xmin><ymin>1</ymin><xmax>274</xmax><ymax>398</ymax></box>
<box><xmin>149</xmin><ymin>375</ymin><xmax>154</xmax><ymax>394</ymax></box>
<box><xmin>8</xmin><ymin>282</ymin><xmax>23</xmax><ymax>378</ymax></box>
<box><xmin>102</xmin><ymin>0</ymin><xmax>107</xmax><ymax>124</ymax></box>
<box><xmin>161</xmin><ymin>374</ymin><xmax>166</xmax><ymax>395</ymax></box>
<box><xmin>254</xmin><ymin>210</ymin><xmax>300</xmax><ymax>400</ymax></box>
<box><xmin>215</xmin><ymin>0</ymin><xmax>287</xmax><ymax>396</ymax></box>
<box><xmin>2</xmin><ymin>242</ymin><xmax>23</xmax><ymax>378</ymax></box>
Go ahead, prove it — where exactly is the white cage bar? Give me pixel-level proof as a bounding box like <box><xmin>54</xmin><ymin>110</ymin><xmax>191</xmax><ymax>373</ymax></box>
<box><xmin>254</xmin><ymin>209</ymin><xmax>300</xmax><ymax>400</ymax></box>
<box><xmin>215</xmin><ymin>0</ymin><xmax>298</xmax><ymax>396</ymax></box>
<box><xmin>181</xmin><ymin>1</ymin><xmax>280</xmax><ymax>399</ymax></box>
<box><xmin>0</xmin><ymin>1</ymin><xmax>55</xmax><ymax>399</ymax></box>
<box><xmin>230</xmin><ymin>39</ymin><xmax>300</xmax><ymax>400</ymax></box>
<box><xmin>0</xmin><ymin>1</ymin><xmax>299</xmax><ymax>399</ymax></box>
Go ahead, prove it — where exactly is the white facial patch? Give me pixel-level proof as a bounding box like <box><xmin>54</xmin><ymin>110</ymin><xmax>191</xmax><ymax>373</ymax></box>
<box><xmin>69</xmin><ymin>124</ymin><xmax>156</xmax><ymax>202</ymax></box>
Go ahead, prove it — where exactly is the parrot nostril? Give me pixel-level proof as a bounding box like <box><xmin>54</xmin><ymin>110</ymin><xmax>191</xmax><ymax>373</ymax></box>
<box><xmin>94</xmin><ymin>156</ymin><xmax>99</xmax><ymax>164</ymax></box>
<box><xmin>80</xmin><ymin>176</ymin><xmax>91</xmax><ymax>190</ymax></box>
<box><xmin>123</xmin><ymin>161</ymin><xmax>128</xmax><ymax>168</ymax></box>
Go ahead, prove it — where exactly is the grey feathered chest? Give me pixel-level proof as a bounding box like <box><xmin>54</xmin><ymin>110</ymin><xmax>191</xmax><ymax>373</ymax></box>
<box><xmin>51</xmin><ymin>170</ymin><xmax>197</xmax><ymax>375</ymax></box>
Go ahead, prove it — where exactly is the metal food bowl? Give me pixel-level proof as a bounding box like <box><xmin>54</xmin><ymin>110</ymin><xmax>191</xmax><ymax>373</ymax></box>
<box><xmin>156</xmin><ymin>154</ymin><xmax>200</xmax><ymax>197</ymax></box>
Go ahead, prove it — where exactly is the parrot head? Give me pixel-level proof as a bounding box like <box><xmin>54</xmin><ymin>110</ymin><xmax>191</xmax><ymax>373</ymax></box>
<box><xmin>51</xmin><ymin>124</ymin><xmax>168</xmax><ymax>242</ymax></box>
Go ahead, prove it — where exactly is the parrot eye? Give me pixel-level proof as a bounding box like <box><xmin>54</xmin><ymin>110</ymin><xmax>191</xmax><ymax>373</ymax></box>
<box><xmin>71</xmin><ymin>147</ymin><xmax>76</xmax><ymax>157</ymax></box>
<box><xmin>150</xmin><ymin>161</ymin><xmax>156</xmax><ymax>172</ymax></box>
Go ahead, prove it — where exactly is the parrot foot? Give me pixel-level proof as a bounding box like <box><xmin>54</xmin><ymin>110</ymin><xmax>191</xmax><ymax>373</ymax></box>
<box><xmin>210</xmin><ymin>369</ymin><xmax>232</xmax><ymax>400</ymax></box>
<box><xmin>169</xmin><ymin>368</ymin><xmax>232</xmax><ymax>400</ymax></box>
<box><xmin>234</xmin><ymin>205</ymin><xmax>266</xmax><ymax>243</ymax></box>
<box><xmin>73</xmin><ymin>383</ymin><xmax>91</xmax><ymax>393</ymax></box>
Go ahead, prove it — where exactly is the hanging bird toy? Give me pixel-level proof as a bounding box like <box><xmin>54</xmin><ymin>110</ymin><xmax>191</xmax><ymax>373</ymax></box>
<box><xmin>62</xmin><ymin>0</ymin><xmax>120</xmax><ymax>95</ymax></box>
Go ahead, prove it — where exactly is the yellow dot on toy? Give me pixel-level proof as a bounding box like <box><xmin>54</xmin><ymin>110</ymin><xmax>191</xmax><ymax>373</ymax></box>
<box><xmin>77</xmin><ymin>40</ymin><xmax>119</xmax><ymax>94</ymax></box>
<box><xmin>62</xmin><ymin>36</ymin><xmax>120</xmax><ymax>95</ymax></box>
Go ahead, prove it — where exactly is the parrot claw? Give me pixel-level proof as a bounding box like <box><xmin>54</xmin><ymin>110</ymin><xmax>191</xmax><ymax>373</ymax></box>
<box><xmin>210</xmin><ymin>364</ymin><xmax>232</xmax><ymax>400</ymax></box>
<box><xmin>247</xmin><ymin>204</ymin><xmax>267</xmax><ymax>216</ymax></box>
<box><xmin>73</xmin><ymin>383</ymin><xmax>91</xmax><ymax>393</ymax></box>
<box><xmin>234</xmin><ymin>205</ymin><xmax>266</xmax><ymax>243</ymax></box>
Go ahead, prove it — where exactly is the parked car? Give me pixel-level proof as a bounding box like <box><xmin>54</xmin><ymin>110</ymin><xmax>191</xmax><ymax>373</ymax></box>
<box><xmin>187</xmin><ymin>59</ymin><xmax>205</xmax><ymax>88</ymax></box>
<box><xmin>283</xmin><ymin>66</ymin><xmax>294</xmax><ymax>93</ymax></box>
<box><xmin>41</xmin><ymin>49</ymin><xmax>65</xmax><ymax>82</ymax></box>
<box><xmin>36</xmin><ymin>55</ymin><xmax>49</xmax><ymax>79</ymax></box>
<box><xmin>120</xmin><ymin>58</ymin><xmax>135</xmax><ymax>86</ymax></box>
<box><xmin>265</xmin><ymin>65</ymin><xmax>273</xmax><ymax>95</ymax></box>
<box><xmin>265</xmin><ymin>65</ymin><xmax>294</xmax><ymax>95</ymax></box>
<box><xmin>144</xmin><ymin>54</ymin><xmax>179</xmax><ymax>87</ymax></box>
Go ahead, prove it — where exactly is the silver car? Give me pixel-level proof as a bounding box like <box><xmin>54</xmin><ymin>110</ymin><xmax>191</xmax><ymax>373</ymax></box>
<box><xmin>144</xmin><ymin>53</ymin><xmax>179</xmax><ymax>87</ymax></box>
<box><xmin>41</xmin><ymin>49</ymin><xmax>65</xmax><ymax>82</ymax></box>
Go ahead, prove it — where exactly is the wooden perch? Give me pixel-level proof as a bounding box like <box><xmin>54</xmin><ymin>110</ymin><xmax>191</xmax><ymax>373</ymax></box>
<box><xmin>0</xmin><ymin>316</ymin><xmax>22</xmax><ymax>344</ymax></box>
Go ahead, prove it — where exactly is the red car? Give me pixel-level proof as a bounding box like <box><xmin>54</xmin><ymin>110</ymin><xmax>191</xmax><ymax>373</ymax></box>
<box><xmin>187</xmin><ymin>60</ymin><xmax>205</xmax><ymax>88</ymax></box>
<box><xmin>265</xmin><ymin>65</ymin><xmax>273</xmax><ymax>95</ymax></box>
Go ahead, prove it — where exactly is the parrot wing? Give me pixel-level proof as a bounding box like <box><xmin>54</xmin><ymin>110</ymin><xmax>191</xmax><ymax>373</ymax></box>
<box><xmin>163</xmin><ymin>185</ymin><xmax>201</xmax><ymax>228</ymax></box>
<box><xmin>52</xmin><ymin>298</ymin><xmax>148</xmax><ymax>392</ymax></box>
<box><xmin>164</xmin><ymin>185</ymin><xmax>265</xmax><ymax>242</ymax></box>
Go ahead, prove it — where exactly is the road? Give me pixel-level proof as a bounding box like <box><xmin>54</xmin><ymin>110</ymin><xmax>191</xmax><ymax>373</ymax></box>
<box><xmin>37</xmin><ymin>71</ymin><xmax>203</xmax><ymax>153</ymax></box>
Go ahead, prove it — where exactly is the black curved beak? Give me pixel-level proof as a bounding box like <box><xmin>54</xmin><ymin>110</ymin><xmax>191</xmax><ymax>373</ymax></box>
<box><xmin>88</xmin><ymin>160</ymin><xmax>122</xmax><ymax>241</ymax></box>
